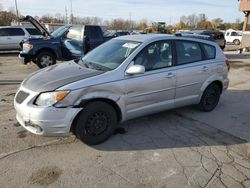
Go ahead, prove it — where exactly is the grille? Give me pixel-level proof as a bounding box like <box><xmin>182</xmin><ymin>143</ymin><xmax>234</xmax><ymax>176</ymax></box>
<box><xmin>15</xmin><ymin>90</ymin><xmax>29</xmax><ymax>104</ymax></box>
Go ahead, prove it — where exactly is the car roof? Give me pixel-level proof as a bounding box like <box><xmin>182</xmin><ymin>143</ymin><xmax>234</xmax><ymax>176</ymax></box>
<box><xmin>115</xmin><ymin>34</ymin><xmax>174</xmax><ymax>42</ymax></box>
<box><xmin>0</xmin><ymin>26</ymin><xmax>36</xmax><ymax>29</ymax></box>
<box><xmin>114</xmin><ymin>33</ymin><xmax>217</xmax><ymax>45</ymax></box>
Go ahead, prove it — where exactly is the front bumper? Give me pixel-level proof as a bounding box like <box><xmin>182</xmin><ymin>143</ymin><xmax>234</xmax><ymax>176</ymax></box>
<box><xmin>14</xmin><ymin>86</ymin><xmax>81</xmax><ymax>136</ymax></box>
<box><xmin>19</xmin><ymin>52</ymin><xmax>35</xmax><ymax>64</ymax></box>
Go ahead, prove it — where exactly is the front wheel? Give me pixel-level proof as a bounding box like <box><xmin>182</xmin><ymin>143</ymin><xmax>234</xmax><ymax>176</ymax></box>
<box><xmin>74</xmin><ymin>102</ymin><xmax>117</xmax><ymax>145</ymax></box>
<box><xmin>36</xmin><ymin>51</ymin><xmax>56</xmax><ymax>68</ymax></box>
<box><xmin>198</xmin><ymin>83</ymin><xmax>221</xmax><ymax>112</ymax></box>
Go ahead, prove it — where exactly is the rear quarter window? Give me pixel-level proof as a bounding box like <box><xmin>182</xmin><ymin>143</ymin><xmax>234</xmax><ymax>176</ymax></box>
<box><xmin>202</xmin><ymin>44</ymin><xmax>216</xmax><ymax>60</ymax></box>
<box><xmin>26</xmin><ymin>28</ymin><xmax>41</xmax><ymax>35</ymax></box>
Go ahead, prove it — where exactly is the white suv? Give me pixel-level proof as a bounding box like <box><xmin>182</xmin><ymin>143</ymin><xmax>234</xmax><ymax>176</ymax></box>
<box><xmin>0</xmin><ymin>26</ymin><xmax>41</xmax><ymax>50</ymax></box>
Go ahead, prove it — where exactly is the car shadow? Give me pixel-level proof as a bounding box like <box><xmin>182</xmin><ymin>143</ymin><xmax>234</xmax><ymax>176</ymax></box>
<box><xmin>93</xmin><ymin>89</ymin><xmax>249</xmax><ymax>151</ymax></box>
<box><xmin>0</xmin><ymin>51</ymin><xmax>19</xmax><ymax>57</ymax></box>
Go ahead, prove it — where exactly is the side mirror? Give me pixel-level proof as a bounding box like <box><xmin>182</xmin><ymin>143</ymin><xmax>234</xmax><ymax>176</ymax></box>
<box><xmin>126</xmin><ymin>65</ymin><xmax>145</xmax><ymax>75</ymax></box>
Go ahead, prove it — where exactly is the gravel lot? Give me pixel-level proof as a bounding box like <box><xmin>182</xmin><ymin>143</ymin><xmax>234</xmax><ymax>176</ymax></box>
<box><xmin>0</xmin><ymin>50</ymin><xmax>249</xmax><ymax>188</ymax></box>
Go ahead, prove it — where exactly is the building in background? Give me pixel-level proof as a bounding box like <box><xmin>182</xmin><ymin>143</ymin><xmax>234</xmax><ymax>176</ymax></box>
<box><xmin>239</xmin><ymin>0</ymin><xmax>250</xmax><ymax>52</ymax></box>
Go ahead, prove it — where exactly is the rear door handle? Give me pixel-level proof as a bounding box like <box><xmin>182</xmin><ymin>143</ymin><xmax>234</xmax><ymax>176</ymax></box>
<box><xmin>165</xmin><ymin>72</ymin><xmax>175</xmax><ymax>79</ymax></box>
<box><xmin>201</xmin><ymin>66</ymin><xmax>209</xmax><ymax>72</ymax></box>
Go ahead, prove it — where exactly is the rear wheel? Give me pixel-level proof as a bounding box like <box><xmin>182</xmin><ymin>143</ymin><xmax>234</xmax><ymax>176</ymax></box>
<box><xmin>36</xmin><ymin>51</ymin><xmax>56</xmax><ymax>68</ymax></box>
<box><xmin>233</xmin><ymin>39</ymin><xmax>240</xmax><ymax>45</ymax></box>
<box><xmin>74</xmin><ymin>102</ymin><xmax>117</xmax><ymax>145</ymax></box>
<box><xmin>198</xmin><ymin>83</ymin><xmax>221</xmax><ymax>112</ymax></box>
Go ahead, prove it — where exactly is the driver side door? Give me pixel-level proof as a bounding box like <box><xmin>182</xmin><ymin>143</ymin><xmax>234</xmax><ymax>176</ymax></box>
<box><xmin>61</xmin><ymin>26</ymin><xmax>84</xmax><ymax>60</ymax></box>
<box><xmin>123</xmin><ymin>40</ymin><xmax>176</xmax><ymax>120</ymax></box>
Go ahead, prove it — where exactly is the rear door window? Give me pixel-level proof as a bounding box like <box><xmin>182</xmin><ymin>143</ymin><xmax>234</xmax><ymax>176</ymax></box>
<box><xmin>10</xmin><ymin>28</ymin><xmax>25</xmax><ymax>36</ymax></box>
<box><xmin>175</xmin><ymin>41</ymin><xmax>202</xmax><ymax>65</ymax></box>
<box><xmin>202</xmin><ymin>44</ymin><xmax>216</xmax><ymax>60</ymax></box>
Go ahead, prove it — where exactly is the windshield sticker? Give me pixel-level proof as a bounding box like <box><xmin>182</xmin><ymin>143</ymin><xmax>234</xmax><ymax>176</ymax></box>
<box><xmin>122</xmin><ymin>43</ymin><xmax>139</xmax><ymax>49</ymax></box>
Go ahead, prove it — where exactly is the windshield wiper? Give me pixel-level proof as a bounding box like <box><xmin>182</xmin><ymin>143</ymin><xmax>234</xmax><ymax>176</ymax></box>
<box><xmin>87</xmin><ymin>62</ymin><xmax>111</xmax><ymax>71</ymax></box>
<box><xmin>80</xmin><ymin>60</ymin><xmax>111</xmax><ymax>71</ymax></box>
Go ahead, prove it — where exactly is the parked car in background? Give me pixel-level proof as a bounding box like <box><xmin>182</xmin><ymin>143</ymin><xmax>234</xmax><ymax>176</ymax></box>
<box><xmin>104</xmin><ymin>30</ymin><xmax>130</xmax><ymax>39</ymax></box>
<box><xmin>19</xmin><ymin>15</ymin><xmax>108</xmax><ymax>68</ymax></box>
<box><xmin>187</xmin><ymin>30</ymin><xmax>226</xmax><ymax>50</ymax></box>
<box><xmin>0</xmin><ymin>26</ymin><xmax>41</xmax><ymax>50</ymax></box>
<box><xmin>14</xmin><ymin>34</ymin><xmax>229</xmax><ymax>145</ymax></box>
<box><xmin>225</xmin><ymin>29</ymin><xmax>242</xmax><ymax>45</ymax></box>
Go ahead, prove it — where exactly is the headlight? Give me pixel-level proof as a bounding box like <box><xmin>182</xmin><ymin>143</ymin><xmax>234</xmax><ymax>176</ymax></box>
<box><xmin>35</xmin><ymin>91</ymin><xmax>70</xmax><ymax>107</ymax></box>
<box><xmin>23</xmin><ymin>43</ymin><xmax>33</xmax><ymax>52</ymax></box>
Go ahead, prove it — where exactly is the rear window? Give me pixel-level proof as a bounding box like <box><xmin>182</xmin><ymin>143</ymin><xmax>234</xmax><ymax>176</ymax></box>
<box><xmin>26</xmin><ymin>28</ymin><xmax>41</xmax><ymax>35</ymax></box>
<box><xmin>202</xmin><ymin>44</ymin><xmax>216</xmax><ymax>59</ymax></box>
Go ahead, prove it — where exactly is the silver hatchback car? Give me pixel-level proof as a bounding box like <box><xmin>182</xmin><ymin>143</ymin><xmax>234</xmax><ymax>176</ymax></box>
<box><xmin>14</xmin><ymin>34</ymin><xmax>229</xmax><ymax>145</ymax></box>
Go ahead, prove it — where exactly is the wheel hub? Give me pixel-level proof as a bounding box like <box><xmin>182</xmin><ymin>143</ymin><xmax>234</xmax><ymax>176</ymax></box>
<box><xmin>85</xmin><ymin>112</ymin><xmax>109</xmax><ymax>136</ymax></box>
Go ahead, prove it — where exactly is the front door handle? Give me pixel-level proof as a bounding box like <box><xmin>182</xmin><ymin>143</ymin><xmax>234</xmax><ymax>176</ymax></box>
<box><xmin>165</xmin><ymin>72</ymin><xmax>175</xmax><ymax>79</ymax></box>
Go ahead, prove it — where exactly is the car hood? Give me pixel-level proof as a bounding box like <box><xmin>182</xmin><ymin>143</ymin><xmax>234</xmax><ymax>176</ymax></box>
<box><xmin>22</xmin><ymin>15</ymin><xmax>51</xmax><ymax>37</ymax></box>
<box><xmin>22</xmin><ymin>62</ymin><xmax>104</xmax><ymax>92</ymax></box>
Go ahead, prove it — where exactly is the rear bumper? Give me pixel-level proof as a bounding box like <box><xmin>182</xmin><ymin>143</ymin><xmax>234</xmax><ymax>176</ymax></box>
<box><xmin>223</xmin><ymin>78</ymin><xmax>229</xmax><ymax>91</ymax></box>
<box><xmin>14</xmin><ymin>86</ymin><xmax>82</xmax><ymax>136</ymax></box>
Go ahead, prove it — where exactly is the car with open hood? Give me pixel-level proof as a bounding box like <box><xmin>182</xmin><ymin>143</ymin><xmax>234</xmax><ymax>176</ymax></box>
<box><xmin>14</xmin><ymin>34</ymin><xmax>229</xmax><ymax>145</ymax></box>
<box><xmin>19</xmin><ymin>15</ymin><xmax>107</xmax><ymax>68</ymax></box>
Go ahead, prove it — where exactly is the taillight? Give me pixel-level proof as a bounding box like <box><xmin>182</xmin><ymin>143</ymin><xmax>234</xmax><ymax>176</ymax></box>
<box><xmin>225</xmin><ymin>60</ymin><xmax>230</xmax><ymax>72</ymax></box>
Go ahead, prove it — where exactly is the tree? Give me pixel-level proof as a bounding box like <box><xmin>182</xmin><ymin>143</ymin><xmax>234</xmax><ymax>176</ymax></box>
<box><xmin>0</xmin><ymin>11</ymin><xmax>17</xmax><ymax>25</ymax></box>
<box><xmin>137</xmin><ymin>19</ymin><xmax>148</xmax><ymax>30</ymax></box>
<box><xmin>212</xmin><ymin>18</ymin><xmax>223</xmax><ymax>29</ymax></box>
<box><xmin>197</xmin><ymin>20</ymin><xmax>213</xmax><ymax>29</ymax></box>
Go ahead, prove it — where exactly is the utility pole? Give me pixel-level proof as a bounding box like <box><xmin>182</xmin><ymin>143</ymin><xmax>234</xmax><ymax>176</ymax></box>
<box><xmin>65</xmin><ymin>6</ymin><xmax>68</xmax><ymax>24</ymax></box>
<box><xmin>70</xmin><ymin>0</ymin><xmax>73</xmax><ymax>24</ymax></box>
<box><xmin>129</xmin><ymin>12</ymin><xmax>132</xmax><ymax>31</ymax></box>
<box><xmin>14</xmin><ymin>0</ymin><xmax>19</xmax><ymax>25</ymax></box>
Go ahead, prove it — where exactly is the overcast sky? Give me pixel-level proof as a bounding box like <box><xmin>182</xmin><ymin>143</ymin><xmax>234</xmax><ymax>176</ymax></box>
<box><xmin>0</xmin><ymin>0</ymin><xmax>243</xmax><ymax>23</ymax></box>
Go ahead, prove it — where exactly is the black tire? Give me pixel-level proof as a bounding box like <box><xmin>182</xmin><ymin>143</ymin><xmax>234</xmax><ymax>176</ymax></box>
<box><xmin>36</xmin><ymin>51</ymin><xmax>56</xmax><ymax>68</ymax></box>
<box><xmin>233</xmin><ymin>39</ymin><xmax>240</xmax><ymax>45</ymax></box>
<box><xmin>198</xmin><ymin>83</ymin><xmax>221</xmax><ymax>112</ymax></box>
<box><xmin>74</xmin><ymin>101</ymin><xmax>117</xmax><ymax>145</ymax></box>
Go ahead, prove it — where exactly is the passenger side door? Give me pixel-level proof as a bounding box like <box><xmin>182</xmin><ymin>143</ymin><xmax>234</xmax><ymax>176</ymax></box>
<box><xmin>9</xmin><ymin>28</ymin><xmax>26</xmax><ymax>49</ymax></box>
<box><xmin>0</xmin><ymin>28</ymin><xmax>10</xmax><ymax>50</ymax></box>
<box><xmin>174</xmin><ymin>40</ymin><xmax>214</xmax><ymax>107</ymax></box>
<box><xmin>123</xmin><ymin>40</ymin><xmax>176</xmax><ymax>120</ymax></box>
<box><xmin>0</xmin><ymin>28</ymin><xmax>25</xmax><ymax>50</ymax></box>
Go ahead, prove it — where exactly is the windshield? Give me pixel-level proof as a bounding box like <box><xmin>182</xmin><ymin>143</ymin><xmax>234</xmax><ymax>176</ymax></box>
<box><xmin>79</xmin><ymin>40</ymin><xmax>141</xmax><ymax>71</ymax></box>
<box><xmin>51</xmin><ymin>25</ymin><xmax>71</xmax><ymax>38</ymax></box>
